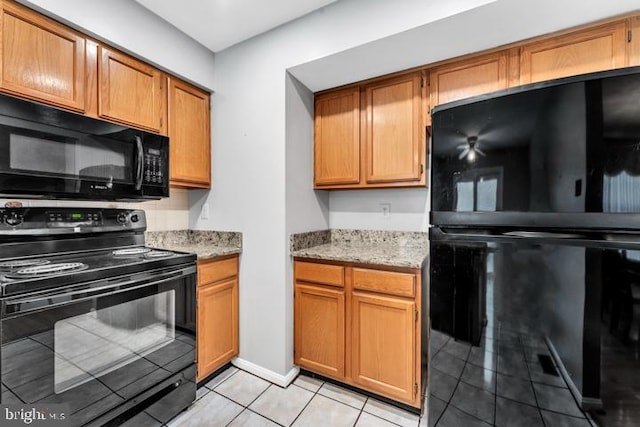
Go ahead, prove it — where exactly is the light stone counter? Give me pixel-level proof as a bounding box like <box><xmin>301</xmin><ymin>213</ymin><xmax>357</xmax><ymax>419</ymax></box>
<box><xmin>290</xmin><ymin>229</ymin><xmax>428</xmax><ymax>269</ymax></box>
<box><xmin>146</xmin><ymin>230</ymin><xmax>242</xmax><ymax>260</ymax></box>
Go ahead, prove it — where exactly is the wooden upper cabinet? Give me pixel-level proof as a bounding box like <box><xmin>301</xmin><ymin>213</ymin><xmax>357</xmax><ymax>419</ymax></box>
<box><xmin>98</xmin><ymin>46</ymin><xmax>166</xmax><ymax>133</ymax></box>
<box><xmin>520</xmin><ymin>20</ymin><xmax>628</xmax><ymax>84</ymax></box>
<box><xmin>314</xmin><ymin>71</ymin><xmax>426</xmax><ymax>190</ymax></box>
<box><xmin>365</xmin><ymin>73</ymin><xmax>423</xmax><ymax>184</ymax></box>
<box><xmin>0</xmin><ymin>1</ymin><xmax>85</xmax><ymax>111</ymax></box>
<box><xmin>430</xmin><ymin>51</ymin><xmax>510</xmax><ymax>108</ymax></box>
<box><xmin>169</xmin><ymin>78</ymin><xmax>211</xmax><ymax>188</ymax></box>
<box><xmin>314</xmin><ymin>88</ymin><xmax>360</xmax><ymax>187</ymax></box>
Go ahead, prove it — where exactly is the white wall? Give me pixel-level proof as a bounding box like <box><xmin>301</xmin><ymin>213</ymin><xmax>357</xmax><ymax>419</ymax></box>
<box><xmin>18</xmin><ymin>0</ymin><xmax>215</xmax><ymax>90</ymax></box>
<box><xmin>329</xmin><ymin>188</ymin><xmax>429</xmax><ymax>232</ymax></box>
<box><xmin>284</xmin><ymin>73</ymin><xmax>330</xmax><ymax>375</ymax></box>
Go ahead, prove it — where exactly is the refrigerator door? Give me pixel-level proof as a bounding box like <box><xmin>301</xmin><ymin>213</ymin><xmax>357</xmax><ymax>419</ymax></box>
<box><xmin>428</xmin><ymin>228</ymin><xmax>640</xmax><ymax>426</ymax></box>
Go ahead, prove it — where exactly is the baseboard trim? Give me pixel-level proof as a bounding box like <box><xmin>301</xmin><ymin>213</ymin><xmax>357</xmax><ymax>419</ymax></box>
<box><xmin>545</xmin><ymin>338</ymin><xmax>603</xmax><ymax>411</ymax></box>
<box><xmin>231</xmin><ymin>357</ymin><xmax>300</xmax><ymax>388</ymax></box>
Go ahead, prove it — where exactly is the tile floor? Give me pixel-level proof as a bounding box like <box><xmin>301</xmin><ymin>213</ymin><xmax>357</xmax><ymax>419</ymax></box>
<box><xmin>167</xmin><ymin>367</ymin><xmax>427</xmax><ymax>427</ymax></box>
<box><xmin>428</xmin><ymin>329</ymin><xmax>596</xmax><ymax>427</ymax></box>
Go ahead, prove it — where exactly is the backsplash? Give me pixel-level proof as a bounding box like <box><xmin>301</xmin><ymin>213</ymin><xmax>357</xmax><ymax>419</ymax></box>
<box><xmin>289</xmin><ymin>229</ymin><xmax>331</xmax><ymax>251</ymax></box>
<box><xmin>290</xmin><ymin>228</ymin><xmax>428</xmax><ymax>251</ymax></box>
<box><xmin>0</xmin><ymin>188</ymin><xmax>190</xmax><ymax>232</ymax></box>
<box><xmin>146</xmin><ymin>230</ymin><xmax>242</xmax><ymax>248</ymax></box>
<box><xmin>330</xmin><ymin>229</ymin><xmax>428</xmax><ymax>247</ymax></box>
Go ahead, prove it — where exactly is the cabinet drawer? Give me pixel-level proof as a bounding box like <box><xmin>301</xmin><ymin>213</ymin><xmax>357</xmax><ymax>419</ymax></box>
<box><xmin>352</xmin><ymin>268</ymin><xmax>415</xmax><ymax>298</ymax></box>
<box><xmin>198</xmin><ymin>256</ymin><xmax>238</xmax><ymax>285</ymax></box>
<box><xmin>295</xmin><ymin>261</ymin><xmax>344</xmax><ymax>287</ymax></box>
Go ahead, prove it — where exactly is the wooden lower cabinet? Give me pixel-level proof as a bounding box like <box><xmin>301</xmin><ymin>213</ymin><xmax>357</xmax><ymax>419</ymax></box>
<box><xmin>294</xmin><ymin>259</ymin><xmax>424</xmax><ymax>409</ymax></box>
<box><xmin>197</xmin><ymin>255</ymin><xmax>239</xmax><ymax>382</ymax></box>
<box><xmin>351</xmin><ymin>292</ymin><xmax>416</xmax><ymax>403</ymax></box>
<box><xmin>294</xmin><ymin>283</ymin><xmax>345</xmax><ymax>378</ymax></box>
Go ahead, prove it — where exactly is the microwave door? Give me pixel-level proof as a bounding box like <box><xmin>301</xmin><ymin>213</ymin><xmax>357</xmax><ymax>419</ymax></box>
<box><xmin>0</xmin><ymin>92</ymin><xmax>168</xmax><ymax>200</ymax></box>
<box><xmin>0</xmin><ymin>124</ymin><xmax>141</xmax><ymax>199</ymax></box>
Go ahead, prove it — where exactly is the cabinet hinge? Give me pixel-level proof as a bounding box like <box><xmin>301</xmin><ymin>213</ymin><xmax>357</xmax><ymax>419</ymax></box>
<box><xmin>420</xmin><ymin>164</ymin><xmax>424</xmax><ymax>174</ymax></box>
<box><xmin>415</xmin><ymin>308</ymin><xmax>419</xmax><ymax>323</ymax></box>
<box><xmin>629</xmin><ymin>29</ymin><xmax>633</xmax><ymax>43</ymax></box>
<box><xmin>414</xmin><ymin>383</ymin><xmax>418</xmax><ymax>397</ymax></box>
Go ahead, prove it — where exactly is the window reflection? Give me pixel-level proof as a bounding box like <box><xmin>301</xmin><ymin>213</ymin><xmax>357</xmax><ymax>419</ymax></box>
<box><xmin>454</xmin><ymin>168</ymin><xmax>502</xmax><ymax>212</ymax></box>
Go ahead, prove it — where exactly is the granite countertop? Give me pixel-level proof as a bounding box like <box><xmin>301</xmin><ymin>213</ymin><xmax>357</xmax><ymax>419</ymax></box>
<box><xmin>290</xmin><ymin>229</ymin><xmax>428</xmax><ymax>269</ymax></box>
<box><xmin>146</xmin><ymin>230</ymin><xmax>242</xmax><ymax>260</ymax></box>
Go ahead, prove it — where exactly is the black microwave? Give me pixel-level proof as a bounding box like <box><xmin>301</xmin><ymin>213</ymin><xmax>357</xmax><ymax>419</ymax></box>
<box><xmin>0</xmin><ymin>93</ymin><xmax>168</xmax><ymax>201</ymax></box>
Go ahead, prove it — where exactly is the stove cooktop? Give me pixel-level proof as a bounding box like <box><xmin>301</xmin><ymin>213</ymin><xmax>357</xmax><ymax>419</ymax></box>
<box><xmin>0</xmin><ymin>246</ymin><xmax>195</xmax><ymax>296</ymax></box>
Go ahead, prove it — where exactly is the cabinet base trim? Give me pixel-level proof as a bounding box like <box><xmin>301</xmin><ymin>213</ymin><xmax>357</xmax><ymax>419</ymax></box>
<box><xmin>232</xmin><ymin>357</ymin><xmax>300</xmax><ymax>388</ymax></box>
<box><xmin>299</xmin><ymin>369</ymin><xmax>422</xmax><ymax>414</ymax></box>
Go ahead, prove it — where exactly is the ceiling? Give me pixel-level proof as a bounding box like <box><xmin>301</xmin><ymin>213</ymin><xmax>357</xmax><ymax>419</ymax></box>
<box><xmin>135</xmin><ymin>0</ymin><xmax>338</xmax><ymax>52</ymax></box>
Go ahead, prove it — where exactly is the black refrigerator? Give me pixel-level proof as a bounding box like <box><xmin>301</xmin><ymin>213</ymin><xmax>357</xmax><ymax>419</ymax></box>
<box><xmin>428</xmin><ymin>67</ymin><xmax>640</xmax><ymax>427</ymax></box>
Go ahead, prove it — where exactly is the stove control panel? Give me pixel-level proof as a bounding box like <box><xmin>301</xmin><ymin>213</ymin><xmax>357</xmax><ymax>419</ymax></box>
<box><xmin>2</xmin><ymin>211</ymin><xmax>23</xmax><ymax>226</ymax></box>
<box><xmin>47</xmin><ymin>211</ymin><xmax>102</xmax><ymax>227</ymax></box>
<box><xmin>0</xmin><ymin>208</ymin><xmax>146</xmax><ymax>234</ymax></box>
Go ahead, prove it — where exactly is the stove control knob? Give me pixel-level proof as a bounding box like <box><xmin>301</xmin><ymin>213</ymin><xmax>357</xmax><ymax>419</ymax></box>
<box><xmin>117</xmin><ymin>213</ymin><xmax>128</xmax><ymax>225</ymax></box>
<box><xmin>5</xmin><ymin>212</ymin><xmax>23</xmax><ymax>226</ymax></box>
<box><xmin>130</xmin><ymin>214</ymin><xmax>140</xmax><ymax>223</ymax></box>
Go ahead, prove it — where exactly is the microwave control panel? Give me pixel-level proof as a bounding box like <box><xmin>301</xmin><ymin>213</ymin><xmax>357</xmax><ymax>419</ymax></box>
<box><xmin>144</xmin><ymin>148</ymin><xmax>164</xmax><ymax>185</ymax></box>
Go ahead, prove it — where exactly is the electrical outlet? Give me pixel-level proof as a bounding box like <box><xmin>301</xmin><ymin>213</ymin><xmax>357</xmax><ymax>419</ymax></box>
<box><xmin>200</xmin><ymin>203</ymin><xmax>210</xmax><ymax>220</ymax></box>
<box><xmin>380</xmin><ymin>203</ymin><xmax>391</xmax><ymax>218</ymax></box>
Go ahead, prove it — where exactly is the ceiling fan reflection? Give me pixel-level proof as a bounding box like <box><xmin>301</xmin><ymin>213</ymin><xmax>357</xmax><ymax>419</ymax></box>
<box><xmin>457</xmin><ymin>136</ymin><xmax>486</xmax><ymax>161</ymax></box>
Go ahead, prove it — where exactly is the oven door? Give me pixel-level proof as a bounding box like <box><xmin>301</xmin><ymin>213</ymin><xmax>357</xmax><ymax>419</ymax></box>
<box><xmin>0</xmin><ymin>264</ymin><xmax>196</xmax><ymax>426</ymax></box>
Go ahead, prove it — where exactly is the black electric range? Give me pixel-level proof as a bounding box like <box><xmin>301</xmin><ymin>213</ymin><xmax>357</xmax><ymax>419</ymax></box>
<box><xmin>0</xmin><ymin>207</ymin><xmax>197</xmax><ymax>427</ymax></box>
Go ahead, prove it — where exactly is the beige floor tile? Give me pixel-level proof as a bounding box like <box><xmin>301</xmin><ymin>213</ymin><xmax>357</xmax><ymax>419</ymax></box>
<box><xmin>356</xmin><ymin>412</ymin><xmax>402</xmax><ymax>426</ymax></box>
<box><xmin>293</xmin><ymin>375</ymin><xmax>323</xmax><ymax>393</ymax></box>
<box><xmin>317</xmin><ymin>382</ymin><xmax>367</xmax><ymax>409</ymax></box>
<box><xmin>195</xmin><ymin>386</ymin><xmax>210</xmax><ymax>401</ymax></box>
<box><xmin>228</xmin><ymin>409</ymin><xmax>280</xmax><ymax>427</ymax></box>
<box><xmin>167</xmin><ymin>392</ymin><xmax>243</xmax><ymax>427</ymax></box>
<box><xmin>363</xmin><ymin>399</ymin><xmax>420</xmax><ymax>427</ymax></box>
<box><xmin>205</xmin><ymin>366</ymin><xmax>239</xmax><ymax>390</ymax></box>
<box><xmin>249</xmin><ymin>384</ymin><xmax>314</xmax><ymax>426</ymax></box>
<box><xmin>292</xmin><ymin>394</ymin><xmax>360</xmax><ymax>427</ymax></box>
<box><xmin>215</xmin><ymin>370</ymin><xmax>271</xmax><ymax>406</ymax></box>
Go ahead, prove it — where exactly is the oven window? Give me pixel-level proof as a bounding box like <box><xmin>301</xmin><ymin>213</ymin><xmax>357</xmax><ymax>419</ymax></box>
<box><xmin>54</xmin><ymin>290</ymin><xmax>175</xmax><ymax>394</ymax></box>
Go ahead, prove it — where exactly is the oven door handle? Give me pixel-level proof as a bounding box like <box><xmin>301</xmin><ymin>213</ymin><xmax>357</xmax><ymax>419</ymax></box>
<box><xmin>4</xmin><ymin>265</ymin><xmax>196</xmax><ymax>316</ymax></box>
<box><xmin>135</xmin><ymin>135</ymin><xmax>144</xmax><ymax>191</ymax></box>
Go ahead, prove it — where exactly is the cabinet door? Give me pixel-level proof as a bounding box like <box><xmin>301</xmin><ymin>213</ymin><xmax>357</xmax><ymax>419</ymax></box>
<box><xmin>314</xmin><ymin>88</ymin><xmax>360</xmax><ymax>187</ymax></box>
<box><xmin>169</xmin><ymin>78</ymin><xmax>211</xmax><ymax>188</ymax></box>
<box><xmin>0</xmin><ymin>1</ymin><xmax>85</xmax><ymax>111</ymax></box>
<box><xmin>364</xmin><ymin>73</ymin><xmax>423</xmax><ymax>184</ymax></box>
<box><xmin>520</xmin><ymin>20</ymin><xmax>627</xmax><ymax>84</ymax></box>
<box><xmin>430</xmin><ymin>51</ymin><xmax>509</xmax><ymax>107</ymax></box>
<box><xmin>197</xmin><ymin>277</ymin><xmax>239</xmax><ymax>382</ymax></box>
<box><xmin>99</xmin><ymin>46</ymin><xmax>166</xmax><ymax>133</ymax></box>
<box><xmin>294</xmin><ymin>283</ymin><xmax>345</xmax><ymax>379</ymax></box>
<box><xmin>351</xmin><ymin>292</ymin><xmax>416</xmax><ymax>404</ymax></box>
